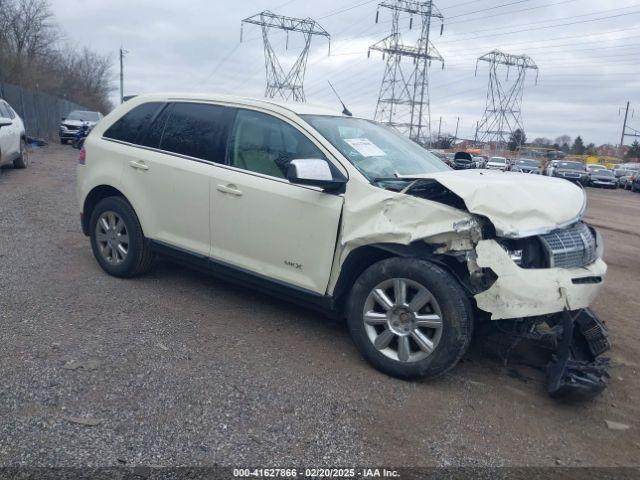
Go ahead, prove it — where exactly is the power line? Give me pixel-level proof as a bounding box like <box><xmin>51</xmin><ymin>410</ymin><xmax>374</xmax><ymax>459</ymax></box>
<box><xmin>446</xmin><ymin>0</ymin><xmax>579</xmax><ymax>26</ymax></box>
<box><xmin>440</xmin><ymin>8</ymin><xmax>640</xmax><ymax>44</ymax></box>
<box><xmin>317</xmin><ymin>0</ymin><xmax>379</xmax><ymax>19</ymax></box>
<box><xmin>446</xmin><ymin>0</ymin><xmax>533</xmax><ymax>20</ymax></box>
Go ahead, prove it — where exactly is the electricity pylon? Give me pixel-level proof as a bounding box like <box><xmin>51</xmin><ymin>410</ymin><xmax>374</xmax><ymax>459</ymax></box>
<box><xmin>369</xmin><ymin>0</ymin><xmax>444</xmax><ymax>146</ymax></box>
<box><xmin>475</xmin><ymin>50</ymin><xmax>539</xmax><ymax>149</ymax></box>
<box><xmin>241</xmin><ymin>11</ymin><xmax>330</xmax><ymax>102</ymax></box>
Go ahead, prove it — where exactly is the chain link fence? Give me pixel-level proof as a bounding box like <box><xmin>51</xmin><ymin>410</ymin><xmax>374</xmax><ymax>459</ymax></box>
<box><xmin>0</xmin><ymin>82</ymin><xmax>86</xmax><ymax>141</ymax></box>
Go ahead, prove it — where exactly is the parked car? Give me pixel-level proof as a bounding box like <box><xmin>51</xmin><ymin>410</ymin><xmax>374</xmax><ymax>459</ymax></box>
<box><xmin>485</xmin><ymin>156</ymin><xmax>508</xmax><ymax>171</ymax></box>
<box><xmin>77</xmin><ymin>93</ymin><xmax>609</xmax><ymax>387</ymax></box>
<box><xmin>545</xmin><ymin>160</ymin><xmax>559</xmax><ymax>177</ymax></box>
<box><xmin>59</xmin><ymin>110</ymin><xmax>103</xmax><ymax>144</ymax></box>
<box><xmin>588</xmin><ymin>168</ymin><xmax>617</xmax><ymax>189</ymax></box>
<box><xmin>553</xmin><ymin>161</ymin><xmax>589</xmax><ymax>184</ymax></box>
<box><xmin>620</xmin><ymin>172</ymin><xmax>638</xmax><ymax>190</ymax></box>
<box><xmin>472</xmin><ymin>156</ymin><xmax>485</xmax><ymax>169</ymax></box>
<box><xmin>0</xmin><ymin>98</ymin><xmax>28</xmax><ymax>170</ymax></box>
<box><xmin>512</xmin><ymin>159</ymin><xmax>541</xmax><ymax>174</ymax></box>
<box><xmin>632</xmin><ymin>173</ymin><xmax>640</xmax><ymax>192</ymax></box>
<box><xmin>587</xmin><ymin>164</ymin><xmax>608</xmax><ymax>174</ymax></box>
<box><xmin>452</xmin><ymin>151</ymin><xmax>475</xmax><ymax>170</ymax></box>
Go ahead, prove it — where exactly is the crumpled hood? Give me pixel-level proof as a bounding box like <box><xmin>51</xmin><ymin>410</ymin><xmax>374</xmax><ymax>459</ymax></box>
<box><xmin>409</xmin><ymin>170</ymin><xmax>586</xmax><ymax>238</ymax></box>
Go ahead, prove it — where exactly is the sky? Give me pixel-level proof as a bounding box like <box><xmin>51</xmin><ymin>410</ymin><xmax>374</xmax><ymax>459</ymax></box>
<box><xmin>50</xmin><ymin>0</ymin><xmax>640</xmax><ymax>146</ymax></box>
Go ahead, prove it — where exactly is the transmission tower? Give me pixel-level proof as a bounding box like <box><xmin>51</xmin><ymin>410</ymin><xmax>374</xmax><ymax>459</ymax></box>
<box><xmin>241</xmin><ymin>11</ymin><xmax>330</xmax><ymax>102</ymax></box>
<box><xmin>475</xmin><ymin>50</ymin><xmax>539</xmax><ymax>149</ymax></box>
<box><xmin>368</xmin><ymin>1</ymin><xmax>444</xmax><ymax>145</ymax></box>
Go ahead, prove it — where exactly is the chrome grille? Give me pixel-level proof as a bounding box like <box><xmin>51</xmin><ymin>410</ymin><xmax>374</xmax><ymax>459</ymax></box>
<box><xmin>539</xmin><ymin>223</ymin><xmax>597</xmax><ymax>269</ymax></box>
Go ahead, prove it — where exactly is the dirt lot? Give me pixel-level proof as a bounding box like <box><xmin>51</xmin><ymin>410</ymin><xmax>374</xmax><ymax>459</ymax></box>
<box><xmin>1</xmin><ymin>145</ymin><xmax>639</xmax><ymax>467</ymax></box>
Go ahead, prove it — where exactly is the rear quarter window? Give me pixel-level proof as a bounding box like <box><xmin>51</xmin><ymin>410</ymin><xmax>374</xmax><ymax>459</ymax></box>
<box><xmin>103</xmin><ymin>102</ymin><xmax>164</xmax><ymax>144</ymax></box>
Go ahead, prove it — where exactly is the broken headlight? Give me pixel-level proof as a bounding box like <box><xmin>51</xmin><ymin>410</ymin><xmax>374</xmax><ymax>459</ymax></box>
<box><xmin>498</xmin><ymin>237</ymin><xmax>548</xmax><ymax>269</ymax></box>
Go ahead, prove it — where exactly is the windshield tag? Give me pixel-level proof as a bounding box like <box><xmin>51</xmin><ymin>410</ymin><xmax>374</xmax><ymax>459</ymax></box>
<box><xmin>344</xmin><ymin>138</ymin><xmax>387</xmax><ymax>157</ymax></box>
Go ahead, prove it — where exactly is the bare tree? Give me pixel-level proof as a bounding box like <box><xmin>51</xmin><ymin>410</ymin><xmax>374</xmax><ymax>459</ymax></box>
<box><xmin>0</xmin><ymin>0</ymin><xmax>113</xmax><ymax>111</ymax></box>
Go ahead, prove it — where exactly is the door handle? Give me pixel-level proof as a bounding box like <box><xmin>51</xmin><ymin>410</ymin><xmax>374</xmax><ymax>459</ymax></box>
<box><xmin>216</xmin><ymin>184</ymin><xmax>243</xmax><ymax>197</ymax></box>
<box><xmin>129</xmin><ymin>160</ymin><xmax>149</xmax><ymax>171</ymax></box>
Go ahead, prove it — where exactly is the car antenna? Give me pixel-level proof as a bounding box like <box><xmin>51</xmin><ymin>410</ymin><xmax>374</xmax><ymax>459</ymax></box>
<box><xmin>327</xmin><ymin>81</ymin><xmax>352</xmax><ymax>117</ymax></box>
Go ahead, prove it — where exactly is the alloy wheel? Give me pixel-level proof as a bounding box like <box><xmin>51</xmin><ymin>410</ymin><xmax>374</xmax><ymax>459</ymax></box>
<box><xmin>362</xmin><ymin>278</ymin><xmax>443</xmax><ymax>363</ymax></box>
<box><xmin>95</xmin><ymin>211</ymin><xmax>129</xmax><ymax>265</ymax></box>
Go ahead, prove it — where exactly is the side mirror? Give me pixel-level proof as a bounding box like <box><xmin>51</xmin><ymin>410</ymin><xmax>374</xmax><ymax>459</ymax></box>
<box><xmin>0</xmin><ymin>119</ymin><xmax>12</xmax><ymax>128</ymax></box>
<box><xmin>286</xmin><ymin>159</ymin><xmax>347</xmax><ymax>193</ymax></box>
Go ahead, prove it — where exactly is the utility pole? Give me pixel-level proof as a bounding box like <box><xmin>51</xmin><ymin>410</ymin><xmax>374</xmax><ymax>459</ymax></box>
<box><xmin>620</xmin><ymin>101</ymin><xmax>630</xmax><ymax>152</ymax></box>
<box><xmin>437</xmin><ymin>116</ymin><xmax>442</xmax><ymax>142</ymax></box>
<box><xmin>369</xmin><ymin>0</ymin><xmax>445</xmax><ymax>146</ymax></box>
<box><xmin>241</xmin><ymin>11</ymin><xmax>330</xmax><ymax>102</ymax></box>
<box><xmin>119</xmin><ymin>47</ymin><xmax>128</xmax><ymax>104</ymax></box>
<box><xmin>454</xmin><ymin>116</ymin><xmax>460</xmax><ymax>143</ymax></box>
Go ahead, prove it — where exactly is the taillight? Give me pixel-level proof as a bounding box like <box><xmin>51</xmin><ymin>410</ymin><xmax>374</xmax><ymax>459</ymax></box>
<box><xmin>79</xmin><ymin>147</ymin><xmax>86</xmax><ymax>165</ymax></box>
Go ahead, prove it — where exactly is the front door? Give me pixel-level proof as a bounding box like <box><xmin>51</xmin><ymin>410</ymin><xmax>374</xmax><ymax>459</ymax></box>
<box><xmin>210</xmin><ymin>108</ymin><xmax>344</xmax><ymax>294</ymax></box>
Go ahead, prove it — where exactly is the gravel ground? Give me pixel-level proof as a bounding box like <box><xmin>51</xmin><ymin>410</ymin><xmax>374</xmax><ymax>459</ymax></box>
<box><xmin>1</xmin><ymin>145</ymin><xmax>639</xmax><ymax>468</ymax></box>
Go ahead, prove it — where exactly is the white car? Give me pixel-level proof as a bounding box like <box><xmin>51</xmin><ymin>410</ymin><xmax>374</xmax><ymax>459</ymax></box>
<box><xmin>0</xmin><ymin>98</ymin><xmax>28</xmax><ymax>170</ymax></box>
<box><xmin>485</xmin><ymin>156</ymin><xmax>508</xmax><ymax>171</ymax></box>
<box><xmin>77</xmin><ymin>93</ymin><xmax>609</xmax><ymax>390</ymax></box>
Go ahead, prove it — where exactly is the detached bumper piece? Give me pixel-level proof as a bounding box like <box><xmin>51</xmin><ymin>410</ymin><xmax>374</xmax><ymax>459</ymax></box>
<box><xmin>546</xmin><ymin>309</ymin><xmax>610</xmax><ymax>401</ymax></box>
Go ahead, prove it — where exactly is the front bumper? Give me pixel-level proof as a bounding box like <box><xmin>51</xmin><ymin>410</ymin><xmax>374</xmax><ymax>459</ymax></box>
<box><xmin>591</xmin><ymin>180</ymin><xmax>617</xmax><ymax>188</ymax></box>
<box><xmin>59</xmin><ymin>128</ymin><xmax>78</xmax><ymax>140</ymax></box>
<box><xmin>556</xmin><ymin>173</ymin><xmax>587</xmax><ymax>183</ymax></box>
<box><xmin>473</xmin><ymin>239</ymin><xmax>607</xmax><ymax>320</ymax></box>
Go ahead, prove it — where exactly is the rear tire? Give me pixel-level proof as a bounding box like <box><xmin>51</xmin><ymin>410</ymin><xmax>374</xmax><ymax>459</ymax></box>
<box><xmin>89</xmin><ymin>197</ymin><xmax>154</xmax><ymax>278</ymax></box>
<box><xmin>13</xmin><ymin>139</ymin><xmax>28</xmax><ymax>169</ymax></box>
<box><xmin>346</xmin><ymin>257</ymin><xmax>473</xmax><ymax>380</ymax></box>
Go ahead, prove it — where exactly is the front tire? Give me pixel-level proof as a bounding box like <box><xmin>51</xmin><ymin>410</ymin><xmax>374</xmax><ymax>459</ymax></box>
<box><xmin>346</xmin><ymin>258</ymin><xmax>473</xmax><ymax>380</ymax></box>
<box><xmin>13</xmin><ymin>139</ymin><xmax>28</xmax><ymax>169</ymax></box>
<box><xmin>89</xmin><ymin>197</ymin><xmax>154</xmax><ymax>278</ymax></box>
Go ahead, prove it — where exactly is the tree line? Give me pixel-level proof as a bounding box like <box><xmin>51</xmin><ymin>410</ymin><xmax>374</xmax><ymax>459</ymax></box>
<box><xmin>509</xmin><ymin>130</ymin><xmax>640</xmax><ymax>159</ymax></box>
<box><xmin>0</xmin><ymin>0</ymin><xmax>112</xmax><ymax>113</ymax></box>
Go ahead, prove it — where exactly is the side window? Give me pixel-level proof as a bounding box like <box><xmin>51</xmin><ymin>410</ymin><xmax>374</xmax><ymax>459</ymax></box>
<box><xmin>103</xmin><ymin>102</ymin><xmax>164</xmax><ymax>144</ymax></box>
<box><xmin>229</xmin><ymin>109</ymin><xmax>326</xmax><ymax>179</ymax></box>
<box><xmin>2</xmin><ymin>103</ymin><xmax>16</xmax><ymax>119</ymax></box>
<box><xmin>157</xmin><ymin>102</ymin><xmax>234</xmax><ymax>163</ymax></box>
<box><xmin>0</xmin><ymin>102</ymin><xmax>10</xmax><ymax>118</ymax></box>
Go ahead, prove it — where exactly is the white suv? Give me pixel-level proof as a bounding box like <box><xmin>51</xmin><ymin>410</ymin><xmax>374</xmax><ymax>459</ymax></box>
<box><xmin>0</xmin><ymin>98</ymin><xmax>28</xmax><ymax>170</ymax></box>
<box><xmin>77</xmin><ymin>94</ymin><xmax>608</xmax><ymax>383</ymax></box>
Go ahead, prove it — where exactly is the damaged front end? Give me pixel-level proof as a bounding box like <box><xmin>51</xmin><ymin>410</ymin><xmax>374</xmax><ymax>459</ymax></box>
<box><xmin>335</xmin><ymin>172</ymin><xmax>611</xmax><ymax>399</ymax></box>
<box><xmin>546</xmin><ymin>309</ymin><xmax>610</xmax><ymax>400</ymax></box>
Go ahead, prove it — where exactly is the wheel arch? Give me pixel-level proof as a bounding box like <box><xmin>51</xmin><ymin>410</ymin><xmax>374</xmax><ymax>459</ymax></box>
<box><xmin>332</xmin><ymin>242</ymin><xmax>473</xmax><ymax>317</ymax></box>
<box><xmin>82</xmin><ymin>185</ymin><xmax>129</xmax><ymax>236</ymax></box>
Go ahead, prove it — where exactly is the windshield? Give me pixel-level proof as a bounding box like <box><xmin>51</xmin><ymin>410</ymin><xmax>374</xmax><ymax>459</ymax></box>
<box><xmin>558</xmin><ymin>161</ymin><xmax>585</xmax><ymax>171</ymax></box>
<box><xmin>301</xmin><ymin>115</ymin><xmax>449</xmax><ymax>180</ymax></box>
<box><xmin>594</xmin><ymin>170</ymin><xmax>614</xmax><ymax>177</ymax></box>
<box><xmin>66</xmin><ymin>111</ymin><xmax>101</xmax><ymax>122</ymax></box>
<box><xmin>490</xmin><ymin>157</ymin><xmax>506</xmax><ymax>164</ymax></box>
<box><xmin>517</xmin><ymin>159</ymin><xmax>540</xmax><ymax>167</ymax></box>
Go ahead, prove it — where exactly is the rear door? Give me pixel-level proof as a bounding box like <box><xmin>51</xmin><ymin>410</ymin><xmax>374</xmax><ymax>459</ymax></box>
<box><xmin>118</xmin><ymin>101</ymin><xmax>234</xmax><ymax>256</ymax></box>
<box><xmin>209</xmin><ymin>108</ymin><xmax>344</xmax><ymax>294</ymax></box>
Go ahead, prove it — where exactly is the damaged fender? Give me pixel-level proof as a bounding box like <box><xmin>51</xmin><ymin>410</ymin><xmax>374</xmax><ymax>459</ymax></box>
<box><xmin>327</xmin><ymin>181</ymin><xmax>475</xmax><ymax>295</ymax></box>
